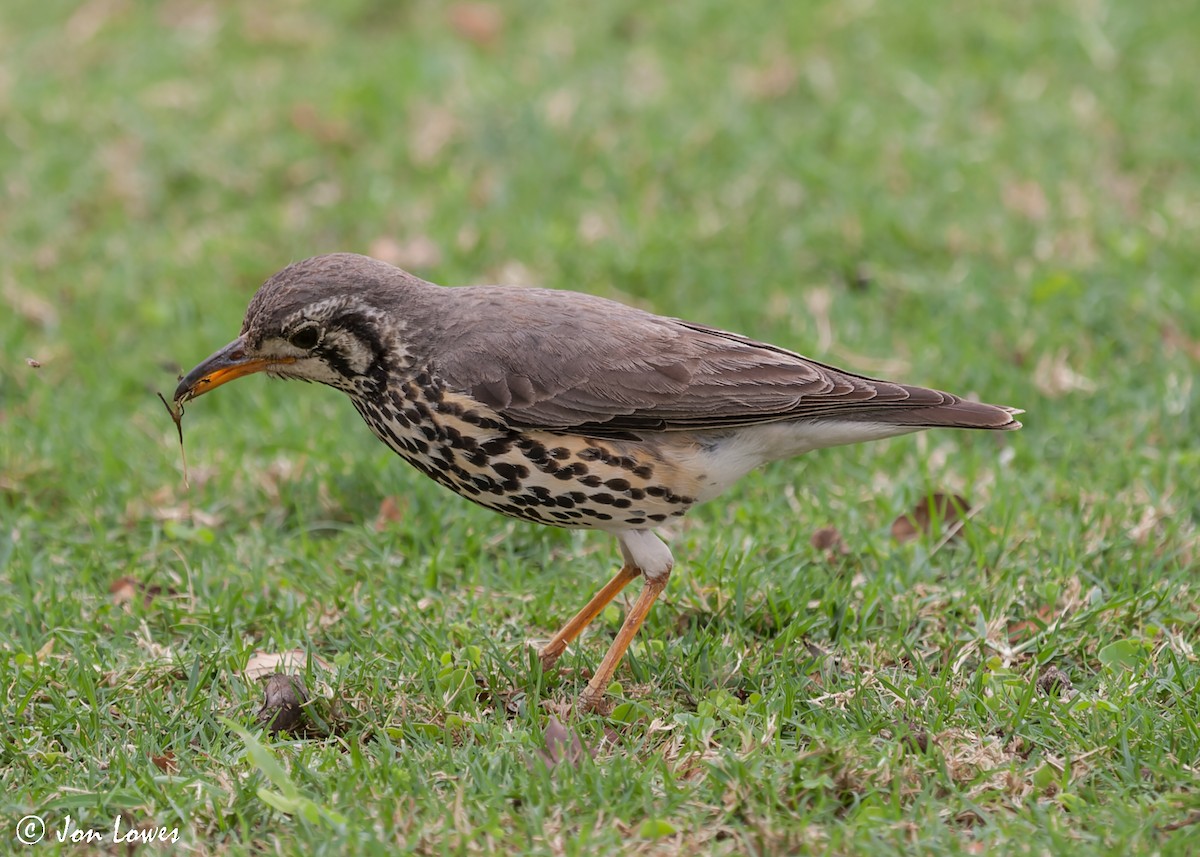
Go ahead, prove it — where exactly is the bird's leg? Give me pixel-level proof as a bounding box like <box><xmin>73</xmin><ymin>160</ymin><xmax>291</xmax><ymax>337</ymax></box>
<box><xmin>576</xmin><ymin>530</ymin><xmax>675</xmax><ymax>714</ymax></box>
<box><xmin>539</xmin><ymin>563</ymin><xmax>641</xmax><ymax>672</ymax></box>
<box><xmin>577</xmin><ymin>572</ymin><xmax>669</xmax><ymax>714</ymax></box>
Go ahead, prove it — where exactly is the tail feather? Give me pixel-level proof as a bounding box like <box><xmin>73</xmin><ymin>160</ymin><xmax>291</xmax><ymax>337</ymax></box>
<box><xmin>842</xmin><ymin>396</ymin><xmax>1022</xmax><ymax>430</ymax></box>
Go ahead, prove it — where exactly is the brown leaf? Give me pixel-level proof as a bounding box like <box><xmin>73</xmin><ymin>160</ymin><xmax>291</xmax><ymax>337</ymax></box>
<box><xmin>110</xmin><ymin>576</ymin><xmax>168</xmax><ymax>607</ymax></box>
<box><xmin>891</xmin><ymin>493</ymin><xmax>970</xmax><ymax>543</ymax></box>
<box><xmin>810</xmin><ymin>526</ymin><xmax>848</xmax><ymax>556</ymax></box>
<box><xmin>244</xmin><ymin>649</ymin><xmax>330</xmax><ymax>682</ymax></box>
<box><xmin>373</xmin><ymin>496</ymin><xmax>406</xmax><ymax>531</ymax></box>
<box><xmin>534</xmin><ymin>715</ymin><xmax>591</xmax><ymax>769</ymax></box>
<box><xmin>540</xmin><ymin>698</ymin><xmax>573</xmax><ymax>722</ymax></box>
<box><xmin>150</xmin><ymin>752</ymin><xmax>178</xmax><ymax>774</ymax></box>
<box><xmin>256</xmin><ymin>673</ymin><xmax>310</xmax><ymax>735</ymax></box>
<box><xmin>447</xmin><ymin>3</ymin><xmax>503</xmax><ymax>47</ymax></box>
<box><xmin>1007</xmin><ymin>604</ymin><xmax>1056</xmax><ymax>642</ymax></box>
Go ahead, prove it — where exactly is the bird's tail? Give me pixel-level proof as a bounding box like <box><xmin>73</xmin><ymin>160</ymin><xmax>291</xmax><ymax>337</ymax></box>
<box><xmin>842</xmin><ymin>396</ymin><xmax>1023</xmax><ymax>431</ymax></box>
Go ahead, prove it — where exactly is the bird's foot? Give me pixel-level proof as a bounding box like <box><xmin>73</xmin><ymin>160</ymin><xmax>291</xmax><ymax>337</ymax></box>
<box><xmin>538</xmin><ymin>645</ymin><xmax>564</xmax><ymax>674</ymax></box>
<box><xmin>576</xmin><ymin>686</ymin><xmax>613</xmax><ymax>716</ymax></box>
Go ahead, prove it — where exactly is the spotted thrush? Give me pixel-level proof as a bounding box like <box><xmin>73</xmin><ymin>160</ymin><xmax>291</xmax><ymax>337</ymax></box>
<box><xmin>175</xmin><ymin>254</ymin><xmax>1020</xmax><ymax>712</ymax></box>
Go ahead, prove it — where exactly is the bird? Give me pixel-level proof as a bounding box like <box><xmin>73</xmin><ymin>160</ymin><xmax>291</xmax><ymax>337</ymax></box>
<box><xmin>174</xmin><ymin>253</ymin><xmax>1020</xmax><ymax>713</ymax></box>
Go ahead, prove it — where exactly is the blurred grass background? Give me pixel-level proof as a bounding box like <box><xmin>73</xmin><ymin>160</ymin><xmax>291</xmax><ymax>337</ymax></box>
<box><xmin>2</xmin><ymin>1</ymin><xmax>1199</xmax><ymax>854</ymax></box>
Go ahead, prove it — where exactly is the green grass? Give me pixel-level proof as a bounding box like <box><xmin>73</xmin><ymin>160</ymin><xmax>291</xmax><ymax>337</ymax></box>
<box><xmin>3</xmin><ymin>0</ymin><xmax>1199</xmax><ymax>853</ymax></box>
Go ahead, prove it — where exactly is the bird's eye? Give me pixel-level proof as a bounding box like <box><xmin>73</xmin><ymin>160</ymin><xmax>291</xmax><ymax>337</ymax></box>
<box><xmin>288</xmin><ymin>326</ymin><xmax>320</xmax><ymax>350</ymax></box>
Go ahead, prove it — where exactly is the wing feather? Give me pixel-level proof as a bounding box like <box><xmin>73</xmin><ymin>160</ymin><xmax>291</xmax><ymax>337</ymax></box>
<box><xmin>428</xmin><ymin>286</ymin><xmax>1017</xmax><ymax>435</ymax></box>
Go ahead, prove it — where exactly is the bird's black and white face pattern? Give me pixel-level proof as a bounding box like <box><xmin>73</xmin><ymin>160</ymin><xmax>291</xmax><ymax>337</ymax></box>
<box><xmin>241</xmin><ymin>294</ymin><xmax>412</xmax><ymax>398</ymax></box>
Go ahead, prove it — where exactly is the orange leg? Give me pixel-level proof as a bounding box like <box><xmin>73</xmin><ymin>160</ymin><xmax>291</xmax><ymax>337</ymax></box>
<box><xmin>577</xmin><ymin>575</ymin><xmax>668</xmax><ymax>714</ymax></box>
<box><xmin>539</xmin><ymin>563</ymin><xmax>641</xmax><ymax>672</ymax></box>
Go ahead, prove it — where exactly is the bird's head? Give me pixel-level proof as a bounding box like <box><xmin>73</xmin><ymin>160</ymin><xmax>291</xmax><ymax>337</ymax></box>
<box><xmin>174</xmin><ymin>254</ymin><xmax>425</xmax><ymax>405</ymax></box>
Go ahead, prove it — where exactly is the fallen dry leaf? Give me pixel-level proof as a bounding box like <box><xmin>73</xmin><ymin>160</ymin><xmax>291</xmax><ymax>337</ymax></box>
<box><xmin>448</xmin><ymin>2</ymin><xmax>503</xmax><ymax>47</ymax></box>
<box><xmin>244</xmin><ymin>649</ymin><xmax>330</xmax><ymax>682</ymax></box>
<box><xmin>810</xmin><ymin>525</ymin><xmax>848</xmax><ymax>557</ymax></box>
<box><xmin>374</xmin><ymin>496</ymin><xmax>406</xmax><ymax>531</ymax></box>
<box><xmin>891</xmin><ymin>493</ymin><xmax>970</xmax><ymax>543</ymax></box>
<box><xmin>540</xmin><ymin>698</ymin><xmax>573</xmax><ymax>722</ymax></box>
<box><xmin>1007</xmin><ymin>604</ymin><xmax>1056</xmax><ymax>642</ymax></box>
<box><xmin>150</xmin><ymin>752</ymin><xmax>178</xmax><ymax>774</ymax></box>
<box><xmin>532</xmin><ymin>715</ymin><xmax>591</xmax><ymax>770</ymax></box>
<box><xmin>110</xmin><ymin>577</ymin><xmax>138</xmax><ymax>604</ymax></box>
<box><xmin>110</xmin><ymin>576</ymin><xmax>170</xmax><ymax>607</ymax></box>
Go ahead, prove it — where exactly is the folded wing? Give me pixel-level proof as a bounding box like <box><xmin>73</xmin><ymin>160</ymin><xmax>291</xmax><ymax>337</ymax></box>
<box><xmin>430</xmin><ymin>287</ymin><xmax>1020</xmax><ymax>437</ymax></box>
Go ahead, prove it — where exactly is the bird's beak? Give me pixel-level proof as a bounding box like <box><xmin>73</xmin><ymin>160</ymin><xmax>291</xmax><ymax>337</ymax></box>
<box><xmin>173</xmin><ymin>337</ymin><xmax>295</xmax><ymax>404</ymax></box>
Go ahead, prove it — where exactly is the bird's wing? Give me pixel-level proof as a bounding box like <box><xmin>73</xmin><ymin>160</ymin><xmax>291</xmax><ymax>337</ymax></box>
<box><xmin>430</xmin><ymin>286</ymin><xmax>1016</xmax><ymax>436</ymax></box>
